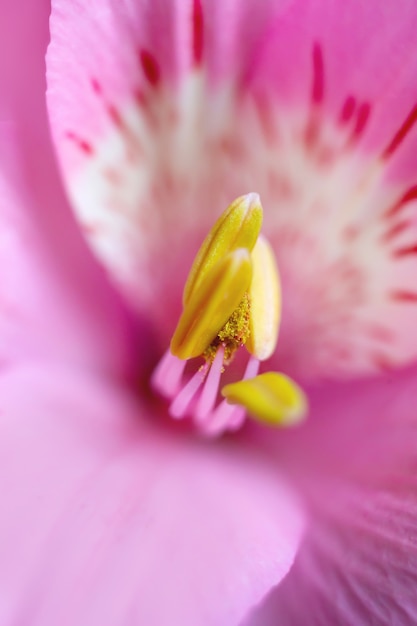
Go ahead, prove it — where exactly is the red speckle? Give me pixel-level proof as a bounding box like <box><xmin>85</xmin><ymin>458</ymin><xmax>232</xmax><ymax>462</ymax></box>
<box><xmin>371</xmin><ymin>352</ymin><xmax>395</xmax><ymax>372</ymax></box>
<box><xmin>255</xmin><ymin>93</ymin><xmax>280</xmax><ymax>146</ymax></box>
<box><xmin>304</xmin><ymin>43</ymin><xmax>325</xmax><ymax>149</ymax></box>
<box><xmin>339</xmin><ymin>95</ymin><xmax>356</xmax><ymax>125</ymax></box>
<box><xmin>316</xmin><ymin>145</ymin><xmax>336</xmax><ymax>166</ymax></box>
<box><xmin>82</xmin><ymin>222</ymin><xmax>99</xmax><ymax>235</ymax></box>
<box><xmin>193</xmin><ymin>0</ymin><xmax>204</xmax><ymax>66</ymax></box>
<box><xmin>380</xmin><ymin>220</ymin><xmax>411</xmax><ymax>244</ymax></box>
<box><xmin>382</xmin><ymin>101</ymin><xmax>417</xmax><ymax>160</ymax></box>
<box><xmin>364</xmin><ymin>323</ymin><xmax>395</xmax><ymax>342</ymax></box>
<box><xmin>102</xmin><ymin>167</ymin><xmax>123</xmax><ymax>185</ymax></box>
<box><xmin>140</xmin><ymin>49</ymin><xmax>160</xmax><ymax>87</ymax></box>
<box><xmin>392</xmin><ymin>243</ymin><xmax>417</xmax><ymax>258</ymax></box>
<box><xmin>330</xmin><ymin>346</ymin><xmax>352</xmax><ymax>362</ymax></box>
<box><xmin>304</xmin><ymin>118</ymin><xmax>320</xmax><ymax>150</ymax></box>
<box><xmin>133</xmin><ymin>87</ymin><xmax>158</xmax><ymax>130</ymax></box>
<box><xmin>90</xmin><ymin>77</ymin><xmax>102</xmax><ymax>95</ymax></box>
<box><xmin>390</xmin><ymin>290</ymin><xmax>417</xmax><ymax>303</ymax></box>
<box><xmin>219</xmin><ymin>136</ymin><xmax>245</xmax><ymax>160</ymax></box>
<box><xmin>107</xmin><ymin>104</ymin><xmax>123</xmax><ymax>129</ymax></box>
<box><xmin>65</xmin><ymin>131</ymin><xmax>94</xmax><ymax>156</ymax></box>
<box><xmin>351</xmin><ymin>102</ymin><xmax>371</xmax><ymax>140</ymax></box>
<box><xmin>90</xmin><ymin>78</ymin><xmax>125</xmax><ymax>130</ymax></box>
<box><xmin>311</xmin><ymin>43</ymin><xmax>324</xmax><ymax>105</ymax></box>
<box><xmin>268</xmin><ymin>171</ymin><xmax>294</xmax><ymax>200</ymax></box>
<box><xmin>342</xmin><ymin>225</ymin><xmax>360</xmax><ymax>241</ymax></box>
<box><xmin>134</xmin><ymin>88</ymin><xmax>148</xmax><ymax>109</ymax></box>
<box><xmin>385</xmin><ymin>185</ymin><xmax>417</xmax><ymax>219</ymax></box>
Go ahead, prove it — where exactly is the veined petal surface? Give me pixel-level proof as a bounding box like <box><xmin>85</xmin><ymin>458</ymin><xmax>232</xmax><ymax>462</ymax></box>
<box><xmin>245</xmin><ymin>364</ymin><xmax>417</xmax><ymax>625</ymax></box>
<box><xmin>47</xmin><ymin>0</ymin><xmax>417</xmax><ymax>379</ymax></box>
<box><xmin>0</xmin><ymin>0</ymin><xmax>133</xmax><ymax>375</ymax></box>
<box><xmin>0</xmin><ymin>131</ymin><xmax>132</xmax><ymax>375</ymax></box>
<box><xmin>0</xmin><ymin>364</ymin><xmax>304</xmax><ymax>626</ymax></box>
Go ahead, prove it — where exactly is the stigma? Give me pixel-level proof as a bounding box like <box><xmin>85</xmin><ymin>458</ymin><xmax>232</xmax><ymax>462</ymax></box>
<box><xmin>151</xmin><ymin>193</ymin><xmax>307</xmax><ymax>436</ymax></box>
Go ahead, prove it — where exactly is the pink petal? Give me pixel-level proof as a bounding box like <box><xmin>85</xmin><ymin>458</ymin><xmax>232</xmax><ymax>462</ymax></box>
<box><xmin>247</xmin><ymin>484</ymin><xmax>417</xmax><ymax>625</ymax></box>
<box><xmin>47</xmin><ymin>0</ymin><xmax>417</xmax><ymax>382</ymax></box>
<box><xmin>45</xmin><ymin>0</ymin><xmax>283</xmax><ymax>315</ymax></box>
<box><xmin>246</xmin><ymin>365</ymin><xmax>417</xmax><ymax>624</ymax></box>
<box><xmin>0</xmin><ymin>364</ymin><xmax>304</xmax><ymax>626</ymax></box>
<box><xmin>240</xmin><ymin>0</ymin><xmax>417</xmax><ymax>378</ymax></box>
<box><xmin>0</xmin><ymin>0</ymin><xmax>134</xmax><ymax>375</ymax></box>
<box><xmin>0</xmin><ymin>0</ymin><xmax>50</xmax><ymax>126</ymax></box>
<box><xmin>46</xmin><ymin>0</ymin><xmax>284</xmax><ymax>176</ymax></box>
<box><xmin>0</xmin><ymin>134</ymin><xmax>133</xmax><ymax>375</ymax></box>
<box><xmin>246</xmin><ymin>0</ymin><xmax>417</xmax><ymax>163</ymax></box>
<box><xmin>47</xmin><ymin>0</ymin><xmax>194</xmax><ymax>178</ymax></box>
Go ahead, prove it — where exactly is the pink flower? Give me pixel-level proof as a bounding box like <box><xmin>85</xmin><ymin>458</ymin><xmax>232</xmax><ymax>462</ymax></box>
<box><xmin>2</xmin><ymin>0</ymin><xmax>417</xmax><ymax>624</ymax></box>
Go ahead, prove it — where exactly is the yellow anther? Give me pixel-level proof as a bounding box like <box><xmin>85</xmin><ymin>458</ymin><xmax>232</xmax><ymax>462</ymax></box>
<box><xmin>246</xmin><ymin>235</ymin><xmax>281</xmax><ymax>360</ymax></box>
<box><xmin>183</xmin><ymin>193</ymin><xmax>263</xmax><ymax>305</ymax></box>
<box><xmin>204</xmin><ymin>292</ymin><xmax>251</xmax><ymax>364</ymax></box>
<box><xmin>221</xmin><ymin>372</ymin><xmax>307</xmax><ymax>426</ymax></box>
<box><xmin>171</xmin><ymin>248</ymin><xmax>253</xmax><ymax>360</ymax></box>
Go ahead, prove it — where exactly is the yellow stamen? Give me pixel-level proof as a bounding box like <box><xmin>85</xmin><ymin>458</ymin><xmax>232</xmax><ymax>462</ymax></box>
<box><xmin>183</xmin><ymin>193</ymin><xmax>263</xmax><ymax>304</ymax></box>
<box><xmin>246</xmin><ymin>235</ymin><xmax>281</xmax><ymax>360</ymax></box>
<box><xmin>221</xmin><ymin>372</ymin><xmax>307</xmax><ymax>426</ymax></box>
<box><xmin>159</xmin><ymin>193</ymin><xmax>309</xmax><ymax>434</ymax></box>
<box><xmin>171</xmin><ymin>248</ymin><xmax>253</xmax><ymax>360</ymax></box>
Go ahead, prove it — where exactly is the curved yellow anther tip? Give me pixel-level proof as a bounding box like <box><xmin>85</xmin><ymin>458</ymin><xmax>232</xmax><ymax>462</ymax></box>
<box><xmin>183</xmin><ymin>193</ymin><xmax>263</xmax><ymax>305</ymax></box>
<box><xmin>221</xmin><ymin>372</ymin><xmax>307</xmax><ymax>427</ymax></box>
<box><xmin>246</xmin><ymin>235</ymin><xmax>281</xmax><ymax>361</ymax></box>
<box><xmin>171</xmin><ymin>248</ymin><xmax>253</xmax><ymax>360</ymax></box>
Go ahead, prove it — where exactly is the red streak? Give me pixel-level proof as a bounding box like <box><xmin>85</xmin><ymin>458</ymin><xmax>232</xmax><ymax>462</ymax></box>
<box><xmin>65</xmin><ymin>131</ymin><xmax>93</xmax><ymax>156</ymax></box>
<box><xmin>90</xmin><ymin>77</ymin><xmax>102</xmax><ymax>95</ymax></box>
<box><xmin>390</xmin><ymin>290</ymin><xmax>417</xmax><ymax>302</ymax></box>
<box><xmin>193</xmin><ymin>0</ymin><xmax>204</xmax><ymax>65</ymax></box>
<box><xmin>134</xmin><ymin>88</ymin><xmax>147</xmax><ymax>109</ymax></box>
<box><xmin>371</xmin><ymin>352</ymin><xmax>394</xmax><ymax>372</ymax></box>
<box><xmin>352</xmin><ymin>102</ymin><xmax>371</xmax><ymax>139</ymax></box>
<box><xmin>140</xmin><ymin>49</ymin><xmax>161</xmax><ymax>87</ymax></box>
<box><xmin>392</xmin><ymin>244</ymin><xmax>417</xmax><ymax>258</ymax></box>
<box><xmin>82</xmin><ymin>223</ymin><xmax>99</xmax><ymax>235</ymax></box>
<box><xmin>365</xmin><ymin>323</ymin><xmax>394</xmax><ymax>342</ymax></box>
<box><xmin>342</xmin><ymin>225</ymin><xmax>359</xmax><ymax>242</ymax></box>
<box><xmin>385</xmin><ymin>185</ymin><xmax>417</xmax><ymax>219</ymax></box>
<box><xmin>311</xmin><ymin>43</ymin><xmax>324</xmax><ymax>105</ymax></box>
<box><xmin>380</xmin><ymin>220</ymin><xmax>411</xmax><ymax>244</ymax></box>
<box><xmin>107</xmin><ymin>104</ymin><xmax>123</xmax><ymax>128</ymax></box>
<box><xmin>382</xmin><ymin>101</ymin><xmax>417</xmax><ymax>159</ymax></box>
<box><xmin>339</xmin><ymin>95</ymin><xmax>356</xmax><ymax>125</ymax></box>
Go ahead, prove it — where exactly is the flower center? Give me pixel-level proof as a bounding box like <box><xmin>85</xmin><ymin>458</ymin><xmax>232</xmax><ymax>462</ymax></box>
<box><xmin>151</xmin><ymin>193</ymin><xmax>307</xmax><ymax>437</ymax></box>
<box><xmin>51</xmin><ymin>26</ymin><xmax>417</xmax><ymax>381</ymax></box>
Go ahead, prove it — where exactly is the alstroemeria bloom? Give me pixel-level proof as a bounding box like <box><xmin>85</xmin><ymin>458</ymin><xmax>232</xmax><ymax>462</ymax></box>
<box><xmin>2</xmin><ymin>0</ymin><xmax>417</xmax><ymax>624</ymax></box>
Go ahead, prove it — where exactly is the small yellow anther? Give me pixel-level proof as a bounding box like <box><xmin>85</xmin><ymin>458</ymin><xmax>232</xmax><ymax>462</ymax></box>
<box><xmin>171</xmin><ymin>248</ymin><xmax>253</xmax><ymax>360</ymax></box>
<box><xmin>246</xmin><ymin>235</ymin><xmax>281</xmax><ymax>360</ymax></box>
<box><xmin>221</xmin><ymin>372</ymin><xmax>307</xmax><ymax>426</ymax></box>
<box><xmin>183</xmin><ymin>193</ymin><xmax>263</xmax><ymax>305</ymax></box>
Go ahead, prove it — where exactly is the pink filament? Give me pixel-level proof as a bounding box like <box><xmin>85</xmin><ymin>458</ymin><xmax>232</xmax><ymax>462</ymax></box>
<box><xmin>227</xmin><ymin>407</ymin><xmax>247</xmax><ymax>431</ymax></box>
<box><xmin>169</xmin><ymin>363</ymin><xmax>208</xmax><ymax>419</ymax></box>
<box><xmin>204</xmin><ymin>401</ymin><xmax>241</xmax><ymax>436</ymax></box>
<box><xmin>200</xmin><ymin>355</ymin><xmax>261</xmax><ymax>436</ymax></box>
<box><xmin>242</xmin><ymin>355</ymin><xmax>261</xmax><ymax>380</ymax></box>
<box><xmin>150</xmin><ymin>349</ymin><xmax>187</xmax><ymax>398</ymax></box>
<box><xmin>195</xmin><ymin>345</ymin><xmax>225</xmax><ymax>422</ymax></box>
<box><xmin>227</xmin><ymin>356</ymin><xmax>260</xmax><ymax>429</ymax></box>
<box><xmin>152</xmin><ymin>346</ymin><xmax>262</xmax><ymax>435</ymax></box>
